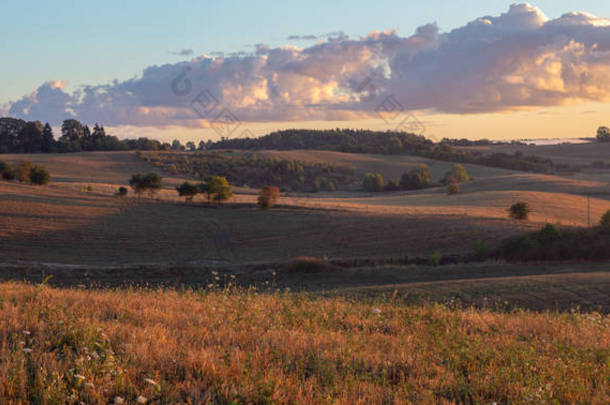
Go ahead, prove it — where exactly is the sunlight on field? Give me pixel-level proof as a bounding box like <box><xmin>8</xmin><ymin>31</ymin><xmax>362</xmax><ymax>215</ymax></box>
<box><xmin>0</xmin><ymin>282</ymin><xmax>608</xmax><ymax>404</ymax></box>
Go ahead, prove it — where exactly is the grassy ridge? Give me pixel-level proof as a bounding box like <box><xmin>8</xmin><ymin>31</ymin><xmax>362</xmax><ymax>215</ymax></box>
<box><xmin>1</xmin><ymin>282</ymin><xmax>608</xmax><ymax>404</ymax></box>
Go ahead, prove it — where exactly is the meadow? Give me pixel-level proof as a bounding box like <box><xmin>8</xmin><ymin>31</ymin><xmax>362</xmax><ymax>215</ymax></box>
<box><xmin>1</xmin><ymin>281</ymin><xmax>608</xmax><ymax>404</ymax></box>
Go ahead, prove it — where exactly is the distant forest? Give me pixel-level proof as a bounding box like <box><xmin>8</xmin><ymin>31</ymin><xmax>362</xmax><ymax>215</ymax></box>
<box><xmin>1</xmin><ymin>117</ymin><xmax>570</xmax><ymax>173</ymax></box>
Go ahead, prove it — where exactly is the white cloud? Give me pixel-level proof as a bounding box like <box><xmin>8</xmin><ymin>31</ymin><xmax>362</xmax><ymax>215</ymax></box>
<box><xmin>7</xmin><ymin>3</ymin><xmax>610</xmax><ymax>126</ymax></box>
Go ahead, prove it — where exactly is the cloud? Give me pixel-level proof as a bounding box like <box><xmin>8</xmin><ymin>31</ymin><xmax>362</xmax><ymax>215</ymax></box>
<box><xmin>170</xmin><ymin>48</ymin><xmax>194</xmax><ymax>56</ymax></box>
<box><xmin>8</xmin><ymin>3</ymin><xmax>610</xmax><ymax>127</ymax></box>
<box><xmin>287</xmin><ymin>34</ymin><xmax>318</xmax><ymax>41</ymax></box>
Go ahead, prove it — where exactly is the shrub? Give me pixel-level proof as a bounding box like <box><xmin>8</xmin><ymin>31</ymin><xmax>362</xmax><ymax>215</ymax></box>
<box><xmin>400</xmin><ymin>164</ymin><xmax>431</xmax><ymax>190</ymax></box>
<box><xmin>508</xmin><ymin>202</ymin><xmax>531</xmax><ymax>220</ymax></box>
<box><xmin>536</xmin><ymin>223</ymin><xmax>561</xmax><ymax>245</ymax></box>
<box><xmin>258</xmin><ymin>186</ymin><xmax>280</xmax><ymax>209</ymax></box>
<box><xmin>446</xmin><ymin>179</ymin><xmax>459</xmax><ymax>195</ymax></box>
<box><xmin>29</xmin><ymin>165</ymin><xmax>50</xmax><ymax>185</ymax></box>
<box><xmin>2</xmin><ymin>166</ymin><xmax>15</xmax><ymax>181</ymax></box>
<box><xmin>429</xmin><ymin>250</ymin><xmax>441</xmax><ymax>266</ymax></box>
<box><xmin>176</xmin><ymin>181</ymin><xmax>200</xmax><ymax>202</ymax></box>
<box><xmin>597</xmin><ymin>126</ymin><xmax>610</xmax><ymax>142</ymax></box>
<box><xmin>384</xmin><ymin>179</ymin><xmax>401</xmax><ymax>192</ymax></box>
<box><xmin>600</xmin><ymin>210</ymin><xmax>610</xmax><ymax>229</ymax></box>
<box><xmin>473</xmin><ymin>240</ymin><xmax>487</xmax><ymax>259</ymax></box>
<box><xmin>129</xmin><ymin>172</ymin><xmax>163</xmax><ymax>197</ymax></box>
<box><xmin>14</xmin><ymin>160</ymin><xmax>34</xmax><ymax>183</ymax></box>
<box><xmin>443</xmin><ymin>164</ymin><xmax>469</xmax><ymax>184</ymax></box>
<box><xmin>362</xmin><ymin>173</ymin><xmax>384</xmax><ymax>192</ymax></box>
<box><xmin>0</xmin><ymin>160</ymin><xmax>8</xmax><ymax>176</ymax></box>
<box><xmin>117</xmin><ymin>186</ymin><xmax>128</xmax><ymax>197</ymax></box>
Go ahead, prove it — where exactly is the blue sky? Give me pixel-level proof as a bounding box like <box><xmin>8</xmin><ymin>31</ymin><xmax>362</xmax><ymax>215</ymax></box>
<box><xmin>2</xmin><ymin>0</ymin><xmax>609</xmax><ymax>104</ymax></box>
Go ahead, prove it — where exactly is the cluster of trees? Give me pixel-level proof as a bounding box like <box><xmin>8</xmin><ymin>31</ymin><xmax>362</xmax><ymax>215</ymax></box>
<box><xmin>207</xmin><ymin>129</ymin><xmax>564</xmax><ymax>173</ymax></box>
<box><xmin>363</xmin><ymin>164</ymin><xmax>470</xmax><ymax>194</ymax></box>
<box><xmin>0</xmin><ymin>117</ymin><xmax>176</xmax><ymax>153</ymax></box>
<box><xmin>139</xmin><ymin>151</ymin><xmax>357</xmax><ymax>192</ymax></box>
<box><xmin>128</xmin><ymin>173</ymin><xmax>163</xmax><ymax>197</ymax></box>
<box><xmin>597</xmin><ymin>126</ymin><xmax>610</xmax><ymax>142</ymax></box>
<box><xmin>499</xmin><ymin>212</ymin><xmax>610</xmax><ymax>261</ymax></box>
<box><xmin>175</xmin><ymin>176</ymin><xmax>233</xmax><ymax>203</ymax></box>
<box><xmin>0</xmin><ymin>159</ymin><xmax>50</xmax><ymax>185</ymax></box>
<box><xmin>257</xmin><ymin>186</ymin><xmax>280</xmax><ymax>209</ymax></box>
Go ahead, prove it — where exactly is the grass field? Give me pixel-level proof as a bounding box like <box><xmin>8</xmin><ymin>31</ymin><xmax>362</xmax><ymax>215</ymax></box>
<box><xmin>0</xmin><ymin>281</ymin><xmax>608</xmax><ymax>404</ymax></box>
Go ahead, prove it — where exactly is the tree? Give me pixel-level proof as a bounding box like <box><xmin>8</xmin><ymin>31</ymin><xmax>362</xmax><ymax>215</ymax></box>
<box><xmin>186</xmin><ymin>141</ymin><xmax>196</xmax><ymax>152</ymax></box>
<box><xmin>14</xmin><ymin>160</ymin><xmax>34</xmax><ymax>182</ymax></box>
<box><xmin>384</xmin><ymin>179</ymin><xmax>401</xmax><ymax>192</ymax></box>
<box><xmin>400</xmin><ymin>164</ymin><xmax>431</xmax><ymax>190</ymax></box>
<box><xmin>197</xmin><ymin>140</ymin><xmax>206</xmax><ymax>151</ymax></box>
<box><xmin>117</xmin><ymin>186</ymin><xmax>128</xmax><ymax>197</ymax></box>
<box><xmin>41</xmin><ymin>123</ymin><xmax>55</xmax><ymax>152</ymax></box>
<box><xmin>597</xmin><ymin>126</ymin><xmax>610</xmax><ymax>142</ymax></box>
<box><xmin>509</xmin><ymin>201</ymin><xmax>531</xmax><ymax>220</ymax></box>
<box><xmin>29</xmin><ymin>164</ymin><xmax>50</xmax><ymax>185</ymax></box>
<box><xmin>18</xmin><ymin>121</ymin><xmax>44</xmax><ymax>153</ymax></box>
<box><xmin>362</xmin><ymin>173</ymin><xmax>384</xmax><ymax>192</ymax></box>
<box><xmin>258</xmin><ymin>186</ymin><xmax>280</xmax><ymax>209</ymax></box>
<box><xmin>600</xmin><ymin>210</ymin><xmax>610</xmax><ymax>229</ymax></box>
<box><xmin>206</xmin><ymin>176</ymin><xmax>232</xmax><ymax>203</ymax></box>
<box><xmin>176</xmin><ymin>181</ymin><xmax>200</xmax><ymax>202</ymax></box>
<box><xmin>446</xmin><ymin>179</ymin><xmax>459</xmax><ymax>195</ymax></box>
<box><xmin>443</xmin><ymin>164</ymin><xmax>469</xmax><ymax>184</ymax></box>
<box><xmin>171</xmin><ymin>139</ymin><xmax>185</xmax><ymax>151</ymax></box>
<box><xmin>59</xmin><ymin>119</ymin><xmax>86</xmax><ymax>151</ymax></box>
<box><xmin>386</xmin><ymin>136</ymin><xmax>403</xmax><ymax>154</ymax></box>
<box><xmin>129</xmin><ymin>172</ymin><xmax>163</xmax><ymax>197</ymax></box>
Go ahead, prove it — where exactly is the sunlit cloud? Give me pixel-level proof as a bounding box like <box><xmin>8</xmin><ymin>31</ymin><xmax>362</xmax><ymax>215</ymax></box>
<box><xmin>7</xmin><ymin>3</ymin><xmax>610</xmax><ymax>128</ymax></box>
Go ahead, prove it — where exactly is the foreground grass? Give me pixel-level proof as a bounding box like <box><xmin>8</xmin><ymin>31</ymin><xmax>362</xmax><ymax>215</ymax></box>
<box><xmin>0</xmin><ymin>282</ymin><xmax>608</xmax><ymax>404</ymax></box>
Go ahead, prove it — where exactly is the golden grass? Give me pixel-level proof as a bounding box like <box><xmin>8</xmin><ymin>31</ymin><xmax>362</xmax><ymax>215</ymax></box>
<box><xmin>0</xmin><ymin>281</ymin><xmax>608</xmax><ymax>404</ymax></box>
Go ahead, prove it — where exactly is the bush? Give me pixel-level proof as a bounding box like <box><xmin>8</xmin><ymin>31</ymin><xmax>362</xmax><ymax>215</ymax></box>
<box><xmin>446</xmin><ymin>179</ymin><xmax>459</xmax><ymax>195</ymax></box>
<box><xmin>129</xmin><ymin>172</ymin><xmax>163</xmax><ymax>197</ymax></box>
<box><xmin>362</xmin><ymin>173</ymin><xmax>384</xmax><ymax>192</ymax></box>
<box><xmin>508</xmin><ymin>202</ymin><xmax>531</xmax><ymax>220</ymax></box>
<box><xmin>597</xmin><ymin>126</ymin><xmax>610</xmax><ymax>142</ymax></box>
<box><xmin>400</xmin><ymin>164</ymin><xmax>431</xmax><ymax>190</ymax></box>
<box><xmin>14</xmin><ymin>160</ymin><xmax>34</xmax><ymax>183</ymax></box>
<box><xmin>536</xmin><ymin>223</ymin><xmax>561</xmax><ymax>245</ymax></box>
<box><xmin>429</xmin><ymin>250</ymin><xmax>441</xmax><ymax>266</ymax></box>
<box><xmin>258</xmin><ymin>186</ymin><xmax>280</xmax><ymax>209</ymax></box>
<box><xmin>205</xmin><ymin>176</ymin><xmax>233</xmax><ymax>203</ymax></box>
<box><xmin>117</xmin><ymin>186</ymin><xmax>128</xmax><ymax>197</ymax></box>
<box><xmin>443</xmin><ymin>164</ymin><xmax>469</xmax><ymax>184</ymax></box>
<box><xmin>384</xmin><ymin>179</ymin><xmax>401</xmax><ymax>192</ymax></box>
<box><xmin>1</xmin><ymin>166</ymin><xmax>15</xmax><ymax>180</ymax></box>
<box><xmin>28</xmin><ymin>165</ymin><xmax>50</xmax><ymax>185</ymax></box>
<box><xmin>473</xmin><ymin>240</ymin><xmax>487</xmax><ymax>259</ymax></box>
<box><xmin>600</xmin><ymin>210</ymin><xmax>610</xmax><ymax>229</ymax></box>
<box><xmin>176</xmin><ymin>181</ymin><xmax>200</xmax><ymax>202</ymax></box>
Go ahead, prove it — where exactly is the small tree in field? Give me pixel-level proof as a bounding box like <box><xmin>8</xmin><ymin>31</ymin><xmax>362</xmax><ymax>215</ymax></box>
<box><xmin>205</xmin><ymin>176</ymin><xmax>232</xmax><ymax>204</ymax></box>
<box><xmin>258</xmin><ymin>185</ymin><xmax>280</xmax><ymax>209</ymax></box>
<box><xmin>446</xmin><ymin>179</ymin><xmax>459</xmax><ymax>195</ymax></box>
<box><xmin>362</xmin><ymin>173</ymin><xmax>384</xmax><ymax>192</ymax></box>
<box><xmin>509</xmin><ymin>202</ymin><xmax>531</xmax><ymax>220</ymax></box>
<box><xmin>600</xmin><ymin>210</ymin><xmax>610</xmax><ymax>229</ymax></box>
<box><xmin>443</xmin><ymin>164</ymin><xmax>469</xmax><ymax>184</ymax></box>
<box><xmin>597</xmin><ymin>126</ymin><xmax>610</xmax><ymax>142</ymax></box>
<box><xmin>176</xmin><ymin>181</ymin><xmax>200</xmax><ymax>203</ymax></box>
<box><xmin>15</xmin><ymin>160</ymin><xmax>34</xmax><ymax>183</ymax></box>
<box><xmin>129</xmin><ymin>172</ymin><xmax>163</xmax><ymax>197</ymax></box>
<box><xmin>29</xmin><ymin>165</ymin><xmax>50</xmax><ymax>185</ymax></box>
<box><xmin>400</xmin><ymin>164</ymin><xmax>431</xmax><ymax>190</ymax></box>
<box><xmin>117</xmin><ymin>186</ymin><xmax>128</xmax><ymax>197</ymax></box>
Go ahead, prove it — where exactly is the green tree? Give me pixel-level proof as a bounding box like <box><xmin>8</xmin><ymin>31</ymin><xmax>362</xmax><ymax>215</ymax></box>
<box><xmin>443</xmin><ymin>164</ymin><xmax>469</xmax><ymax>184</ymax></box>
<box><xmin>205</xmin><ymin>176</ymin><xmax>233</xmax><ymax>203</ymax></box>
<box><xmin>362</xmin><ymin>173</ymin><xmax>384</xmax><ymax>192</ymax></box>
<box><xmin>508</xmin><ymin>201</ymin><xmax>531</xmax><ymax>220</ymax></box>
<box><xmin>258</xmin><ymin>186</ymin><xmax>280</xmax><ymax>209</ymax></box>
<box><xmin>186</xmin><ymin>141</ymin><xmax>196</xmax><ymax>152</ymax></box>
<box><xmin>29</xmin><ymin>164</ymin><xmax>50</xmax><ymax>185</ymax></box>
<box><xmin>400</xmin><ymin>164</ymin><xmax>431</xmax><ymax>190</ymax></box>
<box><xmin>129</xmin><ymin>172</ymin><xmax>163</xmax><ymax>197</ymax></box>
<box><xmin>176</xmin><ymin>181</ymin><xmax>200</xmax><ymax>202</ymax></box>
<box><xmin>597</xmin><ymin>126</ymin><xmax>610</xmax><ymax>142</ymax></box>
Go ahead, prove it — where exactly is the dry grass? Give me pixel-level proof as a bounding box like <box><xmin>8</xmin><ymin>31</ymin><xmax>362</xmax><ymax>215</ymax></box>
<box><xmin>0</xmin><ymin>281</ymin><xmax>608</xmax><ymax>404</ymax></box>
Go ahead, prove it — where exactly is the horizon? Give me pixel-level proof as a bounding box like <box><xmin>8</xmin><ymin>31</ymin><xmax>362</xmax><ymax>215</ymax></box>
<box><xmin>2</xmin><ymin>1</ymin><xmax>610</xmax><ymax>142</ymax></box>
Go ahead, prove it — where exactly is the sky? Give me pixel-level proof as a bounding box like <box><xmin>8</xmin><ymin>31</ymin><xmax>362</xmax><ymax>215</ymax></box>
<box><xmin>2</xmin><ymin>1</ymin><xmax>610</xmax><ymax>142</ymax></box>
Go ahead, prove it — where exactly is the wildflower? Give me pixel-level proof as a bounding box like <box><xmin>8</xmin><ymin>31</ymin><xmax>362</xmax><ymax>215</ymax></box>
<box><xmin>22</xmin><ymin>330</ymin><xmax>31</xmax><ymax>335</ymax></box>
<box><xmin>211</xmin><ymin>271</ymin><xmax>218</xmax><ymax>276</ymax></box>
<box><xmin>230</xmin><ymin>274</ymin><xmax>236</xmax><ymax>279</ymax></box>
<box><xmin>22</xmin><ymin>348</ymin><xmax>33</xmax><ymax>353</ymax></box>
<box><xmin>84</xmin><ymin>382</ymin><xmax>95</xmax><ymax>389</ymax></box>
<box><xmin>207</xmin><ymin>284</ymin><xmax>213</xmax><ymax>288</ymax></box>
<box><xmin>215</xmin><ymin>276</ymin><xmax>220</xmax><ymax>281</ymax></box>
<box><xmin>114</xmin><ymin>396</ymin><xmax>124</xmax><ymax>404</ymax></box>
<box><xmin>18</xmin><ymin>341</ymin><xmax>25</xmax><ymax>346</ymax></box>
<box><xmin>74</xmin><ymin>374</ymin><xmax>86</xmax><ymax>381</ymax></box>
<box><xmin>372</xmin><ymin>308</ymin><xmax>382</xmax><ymax>315</ymax></box>
<box><xmin>136</xmin><ymin>395</ymin><xmax>148</xmax><ymax>404</ymax></box>
<box><xmin>272</xmin><ymin>271</ymin><xmax>276</xmax><ymax>276</ymax></box>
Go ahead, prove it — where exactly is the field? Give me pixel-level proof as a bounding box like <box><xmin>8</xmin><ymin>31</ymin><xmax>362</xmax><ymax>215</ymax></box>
<box><xmin>1</xmin><ymin>146</ymin><xmax>610</xmax><ymax>403</ymax></box>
